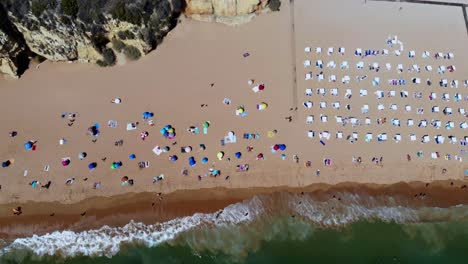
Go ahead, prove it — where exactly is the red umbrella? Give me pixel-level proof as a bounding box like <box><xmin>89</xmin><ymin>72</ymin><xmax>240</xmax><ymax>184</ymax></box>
<box><xmin>62</xmin><ymin>159</ymin><xmax>70</xmax><ymax>166</ymax></box>
<box><xmin>259</xmin><ymin>84</ymin><xmax>265</xmax><ymax>90</ymax></box>
<box><xmin>273</xmin><ymin>144</ymin><xmax>280</xmax><ymax>151</ymax></box>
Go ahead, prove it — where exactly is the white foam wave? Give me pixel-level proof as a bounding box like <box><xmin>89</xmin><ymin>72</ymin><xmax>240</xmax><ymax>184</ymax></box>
<box><xmin>1</xmin><ymin>196</ymin><xmax>264</xmax><ymax>258</ymax></box>
<box><xmin>2</xmin><ymin>193</ymin><xmax>468</xmax><ymax>259</ymax></box>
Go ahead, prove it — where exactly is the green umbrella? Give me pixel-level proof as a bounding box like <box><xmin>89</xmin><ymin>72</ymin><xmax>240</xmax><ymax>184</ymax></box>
<box><xmin>203</xmin><ymin>121</ymin><xmax>210</xmax><ymax>128</ymax></box>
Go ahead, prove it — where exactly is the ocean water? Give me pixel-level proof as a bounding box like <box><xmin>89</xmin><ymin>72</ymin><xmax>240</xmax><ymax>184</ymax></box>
<box><xmin>1</xmin><ymin>193</ymin><xmax>468</xmax><ymax>264</ymax></box>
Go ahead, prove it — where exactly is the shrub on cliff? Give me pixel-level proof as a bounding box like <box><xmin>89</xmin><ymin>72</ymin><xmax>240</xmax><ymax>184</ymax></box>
<box><xmin>111</xmin><ymin>1</ymin><xmax>142</xmax><ymax>25</ymax></box>
<box><xmin>111</xmin><ymin>39</ymin><xmax>126</xmax><ymax>52</ymax></box>
<box><xmin>269</xmin><ymin>0</ymin><xmax>281</xmax><ymax>11</ymax></box>
<box><xmin>61</xmin><ymin>0</ymin><xmax>78</xmax><ymax>17</ymax></box>
<box><xmin>97</xmin><ymin>48</ymin><xmax>116</xmax><ymax>67</ymax></box>
<box><xmin>124</xmin><ymin>45</ymin><xmax>141</xmax><ymax>61</ymax></box>
<box><xmin>117</xmin><ymin>30</ymin><xmax>135</xmax><ymax>40</ymax></box>
<box><xmin>31</xmin><ymin>0</ymin><xmax>57</xmax><ymax>17</ymax></box>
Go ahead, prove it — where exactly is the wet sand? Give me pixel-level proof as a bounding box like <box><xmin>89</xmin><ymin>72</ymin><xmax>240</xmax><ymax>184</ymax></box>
<box><xmin>0</xmin><ymin>0</ymin><xmax>467</xmax><ymax>237</ymax></box>
<box><xmin>1</xmin><ymin>180</ymin><xmax>468</xmax><ymax>239</ymax></box>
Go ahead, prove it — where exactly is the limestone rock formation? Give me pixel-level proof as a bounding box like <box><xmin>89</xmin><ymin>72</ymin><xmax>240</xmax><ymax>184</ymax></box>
<box><xmin>186</xmin><ymin>0</ymin><xmax>269</xmax><ymax>25</ymax></box>
<box><xmin>0</xmin><ymin>0</ymin><xmax>272</xmax><ymax>78</ymax></box>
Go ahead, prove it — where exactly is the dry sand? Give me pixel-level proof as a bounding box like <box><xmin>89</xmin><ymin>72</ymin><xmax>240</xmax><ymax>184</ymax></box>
<box><xmin>0</xmin><ymin>0</ymin><xmax>467</xmax><ymax>217</ymax></box>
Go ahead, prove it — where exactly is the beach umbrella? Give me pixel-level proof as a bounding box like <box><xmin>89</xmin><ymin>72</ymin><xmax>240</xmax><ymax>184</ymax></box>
<box><xmin>170</xmin><ymin>155</ymin><xmax>178</xmax><ymax>162</ymax></box>
<box><xmin>78</xmin><ymin>152</ymin><xmax>87</xmax><ymax>160</ymax></box>
<box><xmin>24</xmin><ymin>141</ymin><xmax>33</xmax><ymax>150</ymax></box>
<box><xmin>129</xmin><ymin>154</ymin><xmax>136</xmax><ymax>160</ymax></box>
<box><xmin>203</xmin><ymin>121</ymin><xmax>210</xmax><ymax>128</ymax></box>
<box><xmin>2</xmin><ymin>160</ymin><xmax>11</xmax><ymax>168</ymax></box>
<box><xmin>184</xmin><ymin>146</ymin><xmax>192</xmax><ymax>153</ymax></box>
<box><xmin>62</xmin><ymin>159</ymin><xmax>70</xmax><ymax>166</ymax></box>
<box><xmin>257</xmin><ymin>153</ymin><xmax>264</xmax><ymax>160</ymax></box>
<box><xmin>189</xmin><ymin>157</ymin><xmax>196</xmax><ymax>167</ymax></box>
<box><xmin>110</xmin><ymin>163</ymin><xmax>116</xmax><ymax>169</ymax></box>
<box><xmin>121</xmin><ymin>176</ymin><xmax>129</xmax><ymax>182</ymax></box>
<box><xmin>273</xmin><ymin>144</ymin><xmax>280</xmax><ymax>151</ymax></box>
<box><xmin>217</xmin><ymin>151</ymin><xmax>224</xmax><ymax>160</ymax></box>
<box><xmin>235</xmin><ymin>152</ymin><xmax>242</xmax><ymax>159</ymax></box>
<box><xmin>163</xmin><ymin>146</ymin><xmax>170</xmax><ymax>152</ymax></box>
<box><xmin>279</xmin><ymin>144</ymin><xmax>286</xmax><ymax>151</ymax></box>
<box><xmin>201</xmin><ymin>157</ymin><xmax>208</xmax><ymax>164</ymax></box>
<box><xmin>88</xmin><ymin>162</ymin><xmax>97</xmax><ymax>170</ymax></box>
<box><xmin>259</xmin><ymin>84</ymin><xmax>265</xmax><ymax>91</ymax></box>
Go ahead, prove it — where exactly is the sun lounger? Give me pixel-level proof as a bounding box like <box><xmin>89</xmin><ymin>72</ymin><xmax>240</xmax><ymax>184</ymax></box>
<box><xmin>308</xmin><ymin>130</ymin><xmax>315</xmax><ymax>138</ymax></box>
<box><xmin>405</xmin><ymin>105</ymin><xmax>411</xmax><ymax>112</ymax></box>
<box><xmin>356</xmin><ymin>61</ymin><xmax>364</xmax><ymax>69</ymax></box>
<box><xmin>377</xmin><ymin>134</ymin><xmax>387</xmax><ymax>142</ymax></box>
<box><xmin>446</xmin><ymin>121</ymin><xmax>454</xmax><ymax>130</ymax></box>
<box><xmin>382</xmin><ymin>49</ymin><xmax>389</xmax><ymax>55</ymax></box>
<box><xmin>361</xmin><ymin>105</ymin><xmax>369</xmax><ymax>114</ymax></box>
<box><xmin>365</xmin><ymin>133</ymin><xmax>373</xmax><ymax>142</ymax></box>
<box><xmin>449</xmin><ymin>136</ymin><xmax>457</xmax><ymax>144</ymax></box>
<box><xmin>303</xmin><ymin>101</ymin><xmax>313</xmax><ymax>108</ymax></box>
<box><xmin>320</xmin><ymin>102</ymin><xmax>327</xmax><ymax>108</ymax></box>
<box><xmin>339</xmin><ymin>47</ymin><xmax>345</xmax><ymax>55</ymax></box>
<box><xmin>438</xmin><ymin>66</ymin><xmax>446</xmax><ymax>74</ymax></box>
<box><xmin>341</xmin><ymin>75</ymin><xmax>350</xmax><ymax>84</ymax></box>
<box><xmin>422</xmin><ymin>51</ymin><xmax>430</xmax><ymax>59</ymax></box>
<box><xmin>355</xmin><ymin>48</ymin><xmax>362</xmax><ymax>56</ymax></box>
<box><xmin>409</xmin><ymin>50</ymin><xmax>415</xmax><ymax>58</ymax></box>
<box><xmin>451</xmin><ymin>80</ymin><xmax>458</xmax><ymax>88</ymax></box>
<box><xmin>365</xmin><ymin>118</ymin><xmax>371</xmax><ymax>125</ymax></box>
<box><xmin>432</xmin><ymin>106</ymin><xmax>440</xmax><ymax>113</ymax></box>
<box><xmin>394</xmin><ymin>134</ymin><xmax>402</xmax><ymax>143</ymax></box>
<box><xmin>315</xmin><ymin>47</ymin><xmax>322</xmax><ymax>54</ymax></box>
<box><xmin>397</xmin><ymin>64</ymin><xmax>403</xmax><ymax>73</ymax></box>
<box><xmin>443</xmin><ymin>107</ymin><xmax>452</xmax><ymax>115</ymax></box>
<box><xmin>306</xmin><ymin>115</ymin><xmax>314</xmax><ymax>124</ymax></box>
<box><xmin>327</xmin><ymin>47</ymin><xmax>334</xmax><ymax>55</ymax></box>
<box><xmin>318</xmin><ymin>88</ymin><xmax>326</xmax><ymax>96</ymax></box>
<box><xmin>304</xmin><ymin>60</ymin><xmax>311</xmax><ymax>68</ymax></box>
<box><xmin>304</xmin><ymin>47</ymin><xmax>311</xmax><ymax>53</ymax></box>
<box><xmin>378</xmin><ymin>104</ymin><xmax>385</xmax><ymax>110</ymax></box>
<box><xmin>430</xmin><ymin>92</ymin><xmax>437</xmax><ymax>100</ymax></box>
<box><xmin>108</xmin><ymin>120</ymin><xmax>118</xmax><ymax>128</ymax></box>
<box><xmin>345</xmin><ymin>89</ymin><xmax>352</xmax><ymax>99</ymax></box>
<box><xmin>448</xmin><ymin>52</ymin><xmax>454</xmax><ymax>59</ymax></box>
<box><xmin>386</xmin><ymin>63</ymin><xmax>391</xmax><ymax>71</ymax></box>
<box><xmin>359</xmin><ymin>89</ymin><xmax>367</xmax><ymax>96</ymax></box>
<box><xmin>329</xmin><ymin>75</ymin><xmax>336</xmax><ymax>82</ymax></box>
<box><xmin>316</xmin><ymin>60</ymin><xmax>323</xmax><ymax>68</ymax></box>
<box><xmin>317</xmin><ymin>73</ymin><xmax>324</xmax><ymax>81</ymax></box>
<box><xmin>320</xmin><ymin>115</ymin><xmax>328</xmax><ymax>122</ymax></box>
<box><xmin>460</xmin><ymin>122</ymin><xmax>468</xmax><ymax>129</ymax></box>
<box><xmin>305</xmin><ymin>88</ymin><xmax>312</xmax><ymax>96</ymax></box>
<box><xmin>425</xmin><ymin>65</ymin><xmax>432</xmax><ymax>71</ymax></box>
<box><xmin>407</xmin><ymin>119</ymin><xmax>414</xmax><ymax>126</ymax></box>
<box><xmin>320</xmin><ymin>131</ymin><xmax>331</xmax><ymax>140</ymax></box>
<box><xmin>327</xmin><ymin>61</ymin><xmax>336</xmax><ymax>69</ymax></box>
<box><xmin>410</xmin><ymin>134</ymin><xmax>416</xmax><ymax>141</ymax></box>
<box><xmin>336</xmin><ymin>131</ymin><xmax>343</xmax><ymax>139</ymax></box>
<box><xmin>335</xmin><ymin>116</ymin><xmax>343</xmax><ymax>124</ymax></box>
<box><xmin>412</xmin><ymin>78</ymin><xmax>421</xmax><ymax>84</ymax></box>
<box><xmin>332</xmin><ymin>102</ymin><xmax>340</xmax><ymax>109</ymax></box>
<box><xmin>390</xmin><ymin>104</ymin><xmax>397</xmax><ymax>110</ymax></box>
<box><xmin>392</xmin><ymin>119</ymin><xmax>400</xmax><ymax>127</ymax></box>
<box><xmin>435</xmin><ymin>135</ymin><xmax>445</xmax><ymax>144</ymax></box>
<box><xmin>153</xmin><ymin>146</ymin><xmax>163</xmax><ymax>155</ymax></box>
<box><xmin>422</xmin><ymin>135</ymin><xmax>430</xmax><ymax>143</ymax></box>
<box><xmin>440</xmin><ymin>79</ymin><xmax>448</xmax><ymax>87</ymax></box>
<box><xmin>340</xmin><ymin>61</ymin><xmax>349</xmax><ymax>70</ymax></box>
<box><xmin>419</xmin><ymin>120</ymin><xmax>428</xmax><ymax>127</ymax></box>
<box><xmin>389</xmin><ymin>90</ymin><xmax>396</xmax><ymax>97</ymax></box>
<box><xmin>431</xmin><ymin>152</ymin><xmax>438</xmax><ymax>159</ymax></box>
<box><xmin>376</xmin><ymin>91</ymin><xmax>384</xmax><ymax>99</ymax></box>
<box><xmin>305</xmin><ymin>72</ymin><xmax>312</xmax><ymax>80</ymax></box>
<box><xmin>331</xmin><ymin>88</ymin><xmax>338</xmax><ymax>96</ymax></box>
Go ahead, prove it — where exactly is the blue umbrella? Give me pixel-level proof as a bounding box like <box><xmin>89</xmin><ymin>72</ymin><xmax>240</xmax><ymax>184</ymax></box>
<box><xmin>129</xmin><ymin>154</ymin><xmax>136</xmax><ymax>160</ymax></box>
<box><xmin>189</xmin><ymin>157</ymin><xmax>196</xmax><ymax>167</ymax></box>
<box><xmin>24</xmin><ymin>141</ymin><xmax>33</xmax><ymax>150</ymax></box>
<box><xmin>235</xmin><ymin>152</ymin><xmax>242</xmax><ymax>159</ymax></box>
<box><xmin>170</xmin><ymin>155</ymin><xmax>178</xmax><ymax>162</ymax></box>
<box><xmin>201</xmin><ymin>157</ymin><xmax>208</xmax><ymax>164</ymax></box>
<box><xmin>279</xmin><ymin>144</ymin><xmax>286</xmax><ymax>151</ymax></box>
<box><xmin>88</xmin><ymin>162</ymin><xmax>97</xmax><ymax>170</ymax></box>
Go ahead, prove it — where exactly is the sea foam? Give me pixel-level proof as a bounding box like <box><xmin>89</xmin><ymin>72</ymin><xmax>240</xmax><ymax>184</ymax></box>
<box><xmin>1</xmin><ymin>193</ymin><xmax>468</xmax><ymax>259</ymax></box>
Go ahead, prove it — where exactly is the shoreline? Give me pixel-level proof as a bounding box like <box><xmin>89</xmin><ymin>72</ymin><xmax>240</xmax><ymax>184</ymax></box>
<box><xmin>1</xmin><ymin>179</ymin><xmax>467</xmax><ymax>239</ymax></box>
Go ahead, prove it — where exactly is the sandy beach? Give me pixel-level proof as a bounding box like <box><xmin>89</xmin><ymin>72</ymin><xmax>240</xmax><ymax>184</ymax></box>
<box><xmin>0</xmin><ymin>0</ymin><xmax>467</xmax><ymax>238</ymax></box>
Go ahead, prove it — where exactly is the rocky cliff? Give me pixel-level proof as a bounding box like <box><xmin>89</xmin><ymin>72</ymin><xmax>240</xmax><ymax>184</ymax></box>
<box><xmin>0</xmin><ymin>0</ymin><xmax>275</xmax><ymax>78</ymax></box>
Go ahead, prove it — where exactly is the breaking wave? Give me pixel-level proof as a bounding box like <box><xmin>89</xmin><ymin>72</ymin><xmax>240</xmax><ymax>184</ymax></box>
<box><xmin>1</xmin><ymin>192</ymin><xmax>468</xmax><ymax>261</ymax></box>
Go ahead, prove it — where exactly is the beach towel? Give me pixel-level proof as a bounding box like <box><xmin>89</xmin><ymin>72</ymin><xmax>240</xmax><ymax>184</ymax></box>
<box><xmin>126</xmin><ymin>123</ymin><xmax>137</xmax><ymax>131</ymax></box>
<box><xmin>152</xmin><ymin>146</ymin><xmax>163</xmax><ymax>155</ymax></box>
<box><xmin>108</xmin><ymin>120</ymin><xmax>118</xmax><ymax>128</ymax></box>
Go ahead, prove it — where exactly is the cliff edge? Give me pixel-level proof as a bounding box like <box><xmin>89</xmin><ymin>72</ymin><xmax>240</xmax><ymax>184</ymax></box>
<box><xmin>0</xmin><ymin>0</ymin><xmax>277</xmax><ymax>78</ymax></box>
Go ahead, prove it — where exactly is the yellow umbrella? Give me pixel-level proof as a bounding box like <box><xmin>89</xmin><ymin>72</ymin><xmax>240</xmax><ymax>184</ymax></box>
<box><xmin>217</xmin><ymin>151</ymin><xmax>224</xmax><ymax>160</ymax></box>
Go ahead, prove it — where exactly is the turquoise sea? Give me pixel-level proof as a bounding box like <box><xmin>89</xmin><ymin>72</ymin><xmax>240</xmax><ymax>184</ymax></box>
<box><xmin>1</xmin><ymin>193</ymin><xmax>468</xmax><ymax>264</ymax></box>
